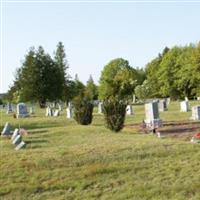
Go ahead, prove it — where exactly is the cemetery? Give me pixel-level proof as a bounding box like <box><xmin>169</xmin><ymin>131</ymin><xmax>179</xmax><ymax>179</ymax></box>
<box><xmin>1</xmin><ymin>6</ymin><xmax>200</xmax><ymax>199</ymax></box>
<box><xmin>0</xmin><ymin>99</ymin><xmax>200</xmax><ymax>199</ymax></box>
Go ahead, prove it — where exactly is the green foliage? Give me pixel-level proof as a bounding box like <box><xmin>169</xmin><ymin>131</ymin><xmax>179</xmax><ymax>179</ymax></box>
<box><xmin>103</xmin><ymin>98</ymin><xmax>127</xmax><ymax>132</ymax></box>
<box><xmin>73</xmin><ymin>91</ymin><xmax>94</xmax><ymax>125</ymax></box>
<box><xmin>145</xmin><ymin>43</ymin><xmax>200</xmax><ymax>99</ymax></box>
<box><xmin>7</xmin><ymin>45</ymin><xmax>68</xmax><ymax>107</ymax></box>
<box><xmin>99</xmin><ymin>58</ymin><xmax>137</xmax><ymax>100</ymax></box>
<box><xmin>85</xmin><ymin>75</ymin><xmax>98</xmax><ymax>100</ymax></box>
<box><xmin>134</xmin><ymin>80</ymin><xmax>152</xmax><ymax>100</ymax></box>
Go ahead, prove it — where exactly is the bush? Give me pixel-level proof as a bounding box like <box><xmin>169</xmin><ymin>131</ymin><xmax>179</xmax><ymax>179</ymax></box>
<box><xmin>73</xmin><ymin>93</ymin><xmax>94</xmax><ymax>125</ymax></box>
<box><xmin>103</xmin><ymin>99</ymin><xmax>127</xmax><ymax>132</ymax></box>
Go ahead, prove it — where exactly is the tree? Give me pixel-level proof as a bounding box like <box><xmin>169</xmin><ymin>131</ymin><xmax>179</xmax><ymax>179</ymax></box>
<box><xmin>99</xmin><ymin>58</ymin><xmax>137</xmax><ymax>132</ymax></box>
<box><xmin>10</xmin><ymin>46</ymin><xmax>64</xmax><ymax>107</ymax></box>
<box><xmin>85</xmin><ymin>75</ymin><xmax>98</xmax><ymax>100</ymax></box>
<box><xmin>54</xmin><ymin>42</ymin><xmax>69</xmax><ymax>101</ymax></box>
<box><xmin>99</xmin><ymin>58</ymin><xmax>137</xmax><ymax>100</ymax></box>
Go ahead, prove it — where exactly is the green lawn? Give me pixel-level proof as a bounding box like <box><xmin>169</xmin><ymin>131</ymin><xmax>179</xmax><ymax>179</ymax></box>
<box><xmin>0</xmin><ymin>101</ymin><xmax>200</xmax><ymax>200</ymax></box>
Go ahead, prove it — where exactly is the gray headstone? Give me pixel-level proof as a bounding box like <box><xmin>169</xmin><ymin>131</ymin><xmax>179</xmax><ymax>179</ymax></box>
<box><xmin>17</xmin><ymin>103</ymin><xmax>29</xmax><ymax>118</ymax></box>
<box><xmin>1</xmin><ymin>122</ymin><xmax>12</xmax><ymax>136</ymax></box>
<box><xmin>15</xmin><ymin>141</ymin><xmax>26</xmax><ymax>150</ymax></box>
<box><xmin>191</xmin><ymin>106</ymin><xmax>200</xmax><ymax>120</ymax></box>
<box><xmin>6</xmin><ymin>103</ymin><xmax>13</xmax><ymax>114</ymax></box>
<box><xmin>144</xmin><ymin>102</ymin><xmax>162</xmax><ymax>129</ymax></box>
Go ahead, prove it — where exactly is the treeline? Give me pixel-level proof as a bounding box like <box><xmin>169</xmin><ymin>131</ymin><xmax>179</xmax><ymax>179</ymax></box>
<box><xmin>5</xmin><ymin>41</ymin><xmax>200</xmax><ymax>107</ymax></box>
<box><xmin>135</xmin><ymin>42</ymin><xmax>200</xmax><ymax>100</ymax></box>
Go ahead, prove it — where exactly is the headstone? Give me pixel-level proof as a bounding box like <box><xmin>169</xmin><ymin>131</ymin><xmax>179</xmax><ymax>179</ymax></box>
<box><xmin>159</xmin><ymin>99</ymin><xmax>167</xmax><ymax>112</ymax></box>
<box><xmin>58</xmin><ymin>104</ymin><xmax>62</xmax><ymax>111</ymax></box>
<box><xmin>197</xmin><ymin>97</ymin><xmax>200</xmax><ymax>101</ymax></box>
<box><xmin>6</xmin><ymin>102</ymin><xmax>13</xmax><ymax>114</ymax></box>
<box><xmin>15</xmin><ymin>141</ymin><xmax>26</xmax><ymax>150</ymax></box>
<box><xmin>144</xmin><ymin>102</ymin><xmax>162</xmax><ymax>129</ymax></box>
<box><xmin>12</xmin><ymin>134</ymin><xmax>22</xmax><ymax>145</ymax></box>
<box><xmin>11</xmin><ymin>128</ymin><xmax>19</xmax><ymax>141</ymax></box>
<box><xmin>53</xmin><ymin>109</ymin><xmax>60</xmax><ymax>117</ymax></box>
<box><xmin>66</xmin><ymin>107</ymin><xmax>73</xmax><ymax>119</ymax></box>
<box><xmin>46</xmin><ymin>106</ymin><xmax>53</xmax><ymax>116</ymax></box>
<box><xmin>191</xmin><ymin>106</ymin><xmax>200</xmax><ymax>120</ymax></box>
<box><xmin>1</xmin><ymin>122</ymin><xmax>12</xmax><ymax>136</ymax></box>
<box><xmin>180</xmin><ymin>101</ymin><xmax>189</xmax><ymax>112</ymax></box>
<box><xmin>126</xmin><ymin>105</ymin><xmax>133</xmax><ymax>115</ymax></box>
<box><xmin>185</xmin><ymin>97</ymin><xmax>189</xmax><ymax>102</ymax></box>
<box><xmin>16</xmin><ymin>103</ymin><xmax>29</xmax><ymax>118</ymax></box>
<box><xmin>29</xmin><ymin>106</ymin><xmax>34</xmax><ymax>114</ymax></box>
<box><xmin>132</xmin><ymin>95</ymin><xmax>136</xmax><ymax>103</ymax></box>
<box><xmin>98</xmin><ymin>102</ymin><xmax>103</xmax><ymax>114</ymax></box>
<box><xmin>166</xmin><ymin>97</ymin><xmax>171</xmax><ymax>105</ymax></box>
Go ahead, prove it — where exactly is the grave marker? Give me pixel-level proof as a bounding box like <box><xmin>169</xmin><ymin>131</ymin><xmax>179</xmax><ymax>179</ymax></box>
<box><xmin>126</xmin><ymin>105</ymin><xmax>133</xmax><ymax>115</ymax></box>
<box><xmin>6</xmin><ymin>103</ymin><xmax>13</xmax><ymax>114</ymax></box>
<box><xmin>191</xmin><ymin>106</ymin><xmax>200</xmax><ymax>120</ymax></box>
<box><xmin>159</xmin><ymin>99</ymin><xmax>167</xmax><ymax>112</ymax></box>
<box><xmin>98</xmin><ymin>102</ymin><xmax>103</xmax><ymax>114</ymax></box>
<box><xmin>17</xmin><ymin>103</ymin><xmax>29</xmax><ymax>118</ymax></box>
<box><xmin>180</xmin><ymin>101</ymin><xmax>189</xmax><ymax>112</ymax></box>
<box><xmin>144</xmin><ymin>102</ymin><xmax>162</xmax><ymax>129</ymax></box>
<box><xmin>11</xmin><ymin>128</ymin><xmax>19</xmax><ymax>141</ymax></box>
<box><xmin>1</xmin><ymin>122</ymin><xmax>12</xmax><ymax>136</ymax></box>
<box><xmin>15</xmin><ymin>141</ymin><xmax>26</xmax><ymax>150</ymax></box>
<box><xmin>12</xmin><ymin>135</ymin><xmax>22</xmax><ymax>145</ymax></box>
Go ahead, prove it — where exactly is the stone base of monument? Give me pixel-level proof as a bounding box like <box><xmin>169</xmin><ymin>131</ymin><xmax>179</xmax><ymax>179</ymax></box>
<box><xmin>144</xmin><ymin>119</ymin><xmax>162</xmax><ymax>131</ymax></box>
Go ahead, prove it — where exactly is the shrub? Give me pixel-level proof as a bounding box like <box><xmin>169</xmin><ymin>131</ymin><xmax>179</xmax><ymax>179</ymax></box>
<box><xmin>103</xmin><ymin>99</ymin><xmax>127</xmax><ymax>132</ymax></box>
<box><xmin>73</xmin><ymin>92</ymin><xmax>94</xmax><ymax>125</ymax></box>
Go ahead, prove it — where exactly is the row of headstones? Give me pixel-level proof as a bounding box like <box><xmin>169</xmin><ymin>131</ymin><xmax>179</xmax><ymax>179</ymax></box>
<box><xmin>6</xmin><ymin>102</ymin><xmax>33</xmax><ymax>117</ymax></box>
<box><xmin>1</xmin><ymin>122</ymin><xmax>26</xmax><ymax>150</ymax></box>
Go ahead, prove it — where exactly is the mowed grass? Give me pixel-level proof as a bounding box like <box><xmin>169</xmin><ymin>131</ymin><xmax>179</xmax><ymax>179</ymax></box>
<box><xmin>0</xmin><ymin>101</ymin><xmax>200</xmax><ymax>200</ymax></box>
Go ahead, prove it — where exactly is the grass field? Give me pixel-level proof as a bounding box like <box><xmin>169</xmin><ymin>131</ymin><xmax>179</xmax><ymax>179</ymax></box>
<box><xmin>0</xmin><ymin>101</ymin><xmax>200</xmax><ymax>200</ymax></box>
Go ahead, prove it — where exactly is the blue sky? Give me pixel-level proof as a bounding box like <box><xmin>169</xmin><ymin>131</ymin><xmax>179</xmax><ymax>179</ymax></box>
<box><xmin>1</xmin><ymin>1</ymin><xmax>200</xmax><ymax>92</ymax></box>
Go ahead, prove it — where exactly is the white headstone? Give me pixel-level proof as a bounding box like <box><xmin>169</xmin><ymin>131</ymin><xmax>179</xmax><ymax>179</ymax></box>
<box><xmin>132</xmin><ymin>95</ymin><xmax>136</xmax><ymax>103</ymax></box>
<box><xmin>15</xmin><ymin>141</ymin><xmax>26</xmax><ymax>150</ymax></box>
<box><xmin>1</xmin><ymin>122</ymin><xmax>12</xmax><ymax>136</ymax></box>
<box><xmin>191</xmin><ymin>106</ymin><xmax>200</xmax><ymax>120</ymax></box>
<box><xmin>12</xmin><ymin>135</ymin><xmax>22</xmax><ymax>145</ymax></box>
<box><xmin>66</xmin><ymin>107</ymin><xmax>73</xmax><ymax>119</ymax></box>
<box><xmin>126</xmin><ymin>105</ymin><xmax>133</xmax><ymax>115</ymax></box>
<box><xmin>180</xmin><ymin>101</ymin><xmax>189</xmax><ymax>112</ymax></box>
<box><xmin>11</xmin><ymin>128</ymin><xmax>19</xmax><ymax>141</ymax></box>
<box><xmin>17</xmin><ymin>103</ymin><xmax>29</xmax><ymax>118</ymax></box>
<box><xmin>159</xmin><ymin>99</ymin><xmax>167</xmax><ymax>112</ymax></box>
<box><xmin>53</xmin><ymin>109</ymin><xmax>60</xmax><ymax>117</ymax></box>
<box><xmin>197</xmin><ymin>97</ymin><xmax>200</xmax><ymax>101</ymax></box>
<box><xmin>185</xmin><ymin>97</ymin><xmax>189</xmax><ymax>102</ymax></box>
<box><xmin>46</xmin><ymin>106</ymin><xmax>53</xmax><ymax>116</ymax></box>
<box><xmin>98</xmin><ymin>102</ymin><xmax>103</xmax><ymax>114</ymax></box>
<box><xmin>29</xmin><ymin>106</ymin><xmax>34</xmax><ymax>114</ymax></box>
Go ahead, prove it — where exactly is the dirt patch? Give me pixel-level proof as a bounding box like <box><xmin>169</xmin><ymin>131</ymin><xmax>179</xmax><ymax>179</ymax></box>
<box><xmin>126</xmin><ymin>121</ymin><xmax>200</xmax><ymax>141</ymax></box>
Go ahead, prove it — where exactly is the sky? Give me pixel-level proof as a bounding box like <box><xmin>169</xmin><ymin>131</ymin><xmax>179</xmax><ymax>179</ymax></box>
<box><xmin>1</xmin><ymin>0</ymin><xmax>200</xmax><ymax>93</ymax></box>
